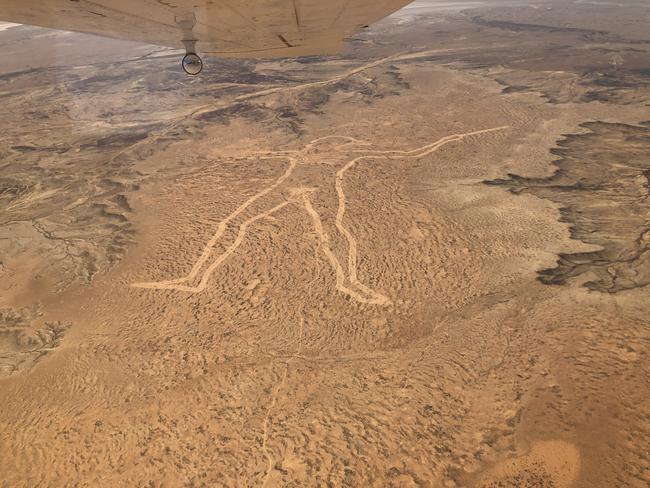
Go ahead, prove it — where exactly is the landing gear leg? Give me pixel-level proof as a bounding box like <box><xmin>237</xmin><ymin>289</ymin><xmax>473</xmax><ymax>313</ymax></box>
<box><xmin>181</xmin><ymin>39</ymin><xmax>203</xmax><ymax>76</ymax></box>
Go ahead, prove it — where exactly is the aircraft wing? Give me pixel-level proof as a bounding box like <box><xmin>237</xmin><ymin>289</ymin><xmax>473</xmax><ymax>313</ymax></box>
<box><xmin>0</xmin><ymin>0</ymin><xmax>412</xmax><ymax>57</ymax></box>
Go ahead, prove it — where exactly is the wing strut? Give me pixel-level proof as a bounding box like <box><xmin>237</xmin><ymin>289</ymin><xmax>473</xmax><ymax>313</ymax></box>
<box><xmin>177</xmin><ymin>12</ymin><xmax>203</xmax><ymax>75</ymax></box>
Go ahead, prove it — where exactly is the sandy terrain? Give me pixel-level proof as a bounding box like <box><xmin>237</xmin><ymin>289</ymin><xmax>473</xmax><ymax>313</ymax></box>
<box><xmin>1</xmin><ymin>1</ymin><xmax>649</xmax><ymax>486</ymax></box>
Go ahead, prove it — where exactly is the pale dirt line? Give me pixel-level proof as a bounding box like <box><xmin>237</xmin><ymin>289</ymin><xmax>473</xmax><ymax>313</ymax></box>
<box><xmin>392</xmin><ymin>44</ymin><xmax>511</xmax><ymax>62</ymax></box>
<box><xmin>131</xmin><ymin>157</ymin><xmax>297</xmax><ymax>290</ymax></box>
<box><xmin>235</xmin><ymin>44</ymin><xmax>509</xmax><ymax>104</ymax></box>
<box><xmin>109</xmin><ymin>45</ymin><xmax>501</xmax><ymax>164</ymax></box>
<box><xmin>334</xmin><ymin>156</ymin><xmax>392</xmax><ymax>305</ymax></box>
<box><xmin>332</xmin><ymin>126</ymin><xmax>510</xmax><ymax>306</ymax></box>
<box><xmin>261</xmin><ymin>313</ymin><xmax>305</xmax><ymax>488</ymax></box>
<box><xmin>5</xmin><ymin>189</ymin><xmax>60</xmax><ymax>212</ymax></box>
<box><xmin>306</xmin><ymin>135</ymin><xmax>366</xmax><ymax>148</ymax></box>
<box><xmin>348</xmin><ymin>134</ymin><xmax>459</xmax><ymax>155</ymax></box>
<box><xmin>110</xmin><ymin>62</ymin><xmax>385</xmax><ymax>161</ymax></box>
<box><xmin>234</xmin><ymin>54</ymin><xmax>402</xmax><ymax>102</ymax></box>
<box><xmin>349</xmin><ymin>127</ymin><xmax>510</xmax><ymax>156</ymax></box>
<box><xmin>132</xmin><ymin>199</ymin><xmax>292</xmax><ymax>292</ymax></box>
<box><xmin>132</xmin><ymin>127</ymin><xmax>508</xmax><ymax>297</ymax></box>
<box><xmin>250</xmin><ymin>136</ymin><xmax>367</xmax><ymax>156</ymax></box>
<box><xmin>131</xmin><ymin>138</ymin><xmax>367</xmax><ymax>294</ymax></box>
<box><xmin>408</xmin><ymin>126</ymin><xmax>511</xmax><ymax>158</ymax></box>
<box><xmin>302</xmin><ymin>193</ymin><xmax>387</xmax><ymax>305</ymax></box>
<box><xmin>110</xmin><ymin>61</ymin><xmax>377</xmax><ymax>161</ymax></box>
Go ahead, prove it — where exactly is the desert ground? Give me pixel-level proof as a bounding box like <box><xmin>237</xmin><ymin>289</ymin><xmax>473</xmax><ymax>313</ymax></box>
<box><xmin>1</xmin><ymin>1</ymin><xmax>649</xmax><ymax>486</ymax></box>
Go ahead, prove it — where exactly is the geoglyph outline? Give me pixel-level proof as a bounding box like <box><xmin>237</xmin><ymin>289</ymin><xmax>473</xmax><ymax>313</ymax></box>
<box><xmin>131</xmin><ymin>127</ymin><xmax>509</xmax><ymax>304</ymax></box>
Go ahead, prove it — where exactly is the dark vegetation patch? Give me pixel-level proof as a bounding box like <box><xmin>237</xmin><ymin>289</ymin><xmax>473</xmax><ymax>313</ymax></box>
<box><xmin>470</xmin><ymin>16</ymin><xmax>611</xmax><ymax>39</ymax></box>
<box><xmin>385</xmin><ymin>64</ymin><xmax>410</xmax><ymax>92</ymax></box>
<box><xmin>66</xmin><ymin>123</ymin><xmax>163</xmax><ymax>153</ymax></box>
<box><xmin>445</xmin><ymin>15</ymin><xmax>650</xmax><ymax>105</ymax></box>
<box><xmin>81</xmin><ymin>130</ymin><xmax>151</xmax><ymax>150</ymax></box>
<box><xmin>0</xmin><ymin>305</ymin><xmax>70</xmax><ymax>377</ymax></box>
<box><xmin>274</xmin><ymin>105</ymin><xmax>305</xmax><ymax>135</ymax></box>
<box><xmin>197</xmin><ymin>103</ymin><xmax>267</xmax><ymax>124</ymax></box>
<box><xmin>485</xmin><ymin>122</ymin><xmax>650</xmax><ymax>293</ymax></box>
<box><xmin>10</xmin><ymin>145</ymin><xmax>38</xmax><ymax>153</ymax></box>
<box><xmin>500</xmin><ymin>85</ymin><xmax>530</xmax><ymax>94</ymax></box>
<box><xmin>293</xmin><ymin>55</ymin><xmax>328</xmax><ymax>64</ymax></box>
<box><xmin>199</xmin><ymin>59</ymin><xmax>297</xmax><ymax>85</ymax></box>
<box><xmin>195</xmin><ymin>62</ymin><xmax>409</xmax><ymax>134</ymax></box>
<box><xmin>0</xmin><ymin>178</ymin><xmax>31</xmax><ymax>205</ymax></box>
<box><xmin>0</xmin><ymin>66</ymin><xmax>45</xmax><ymax>82</ymax></box>
<box><xmin>296</xmin><ymin>90</ymin><xmax>330</xmax><ymax>113</ymax></box>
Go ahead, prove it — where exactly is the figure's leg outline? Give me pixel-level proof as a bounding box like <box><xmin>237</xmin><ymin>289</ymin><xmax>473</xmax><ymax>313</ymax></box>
<box><xmin>131</xmin><ymin>156</ymin><xmax>298</xmax><ymax>290</ymax></box>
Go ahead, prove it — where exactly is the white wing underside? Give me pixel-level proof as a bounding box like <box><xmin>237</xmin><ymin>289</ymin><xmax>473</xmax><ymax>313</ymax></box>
<box><xmin>0</xmin><ymin>0</ymin><xmax>412</xmax><ymax>57</ymax></box>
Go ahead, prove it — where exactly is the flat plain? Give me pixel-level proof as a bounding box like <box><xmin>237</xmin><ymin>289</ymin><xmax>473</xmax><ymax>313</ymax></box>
<box><xmin>1</xmin><ymin>1</ymin><xmax>649</xmax><ymax>486</ymax></box>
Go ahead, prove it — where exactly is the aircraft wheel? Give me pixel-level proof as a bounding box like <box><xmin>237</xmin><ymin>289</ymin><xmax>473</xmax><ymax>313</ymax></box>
<box><xmin>182</xmin><ymin>52</ymin><xmax>203</xmax><ymax>75</ymax></box>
